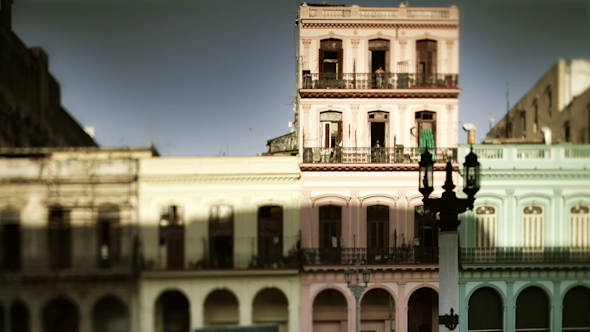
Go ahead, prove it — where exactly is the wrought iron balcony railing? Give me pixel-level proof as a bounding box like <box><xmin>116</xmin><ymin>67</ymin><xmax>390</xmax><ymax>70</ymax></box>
<box><xmin>301</xmin><ymin>73</ymin><xmax>458</xmax><ymax>90</ymax></box>
<box><xmin>303</xmin><ymin>147</ymin><xmax>457</xmax><ymax>163</ymax></box>
<box><xmin>301</xmin><ymin>247</ymin><xmax>439</xmax><ymax>265</ymax></box>
<box><xmin>460</xmin><ymin>247</ymin><xmax>590</xmax><ymax>264</ymax></box>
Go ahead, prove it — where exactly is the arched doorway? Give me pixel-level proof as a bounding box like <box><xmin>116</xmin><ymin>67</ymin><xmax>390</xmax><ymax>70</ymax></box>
<box><xmin>313</xmin><ymin>289</ymin><xmax>348</xmax><ymax>332</ymax></box>
<box><xmin>43</xmin><ymin>297</ymin><xmax>78</xmax><ymax>332</ymax></box>
<box><xmin>93</xmin><ymin>296</ymin><xmax>129</xmax><ymax>332</ymax></box>
<box><xmin>408</xmin><ymin>288</ymin><xmax>438</xmax><ymax>332</ymax></box>
<box><xmin>204</xmin><ymin>290</ymin><xmax>239</xmax><ymax>327</ymax></box>
<box><xmin>360</xmin><ymin>288</ymin><xmax>394</xmax><ymax>332</ymax></box>
<box><xmin>0</xmin><ymin>300</ymin><xmax>29</xmax><ymax>332</ymax></box>
<box><xmin>252</xmin><ymin>288</ymin><xmax>289</xmax><ymax>332</ymax></box>
<box><xmin>516</xmin><ymin>286</ymin><xmax>549</xmax><ymax>332</ymax></box>
<box><xmin>155</xmin><ymin>291</ymin><xmax>189</xmax><ymax>332</ymax></box>
<box><xmin>562</xmin><ymin>286</ymin><xmax>590</xmax><ymax>331</ymax></box>
<box><xmin>468</xmin><ymin>287</ymin><xmax>503</xmax><ymax>331</ymax></box>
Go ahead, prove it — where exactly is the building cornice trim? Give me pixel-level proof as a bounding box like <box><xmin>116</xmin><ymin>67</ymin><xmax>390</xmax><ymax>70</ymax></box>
<box><xmin>300</xmin><ymin>163</ymin><xmax>454</xmax><ymax>172</ymax></box>
<box><xmin>141</xmin><ymin>174</ymin><xmax>300</xmax><ymax>183</ymax></box>
<box><xmin>301</xmin><ymin>23</ymin><xmax>458</xmax><ymax>29</ymax></box>
<box><xmin>299</xmin><ymin>89</ymin><xmax>460</xmax><ymax>99</ymax></box>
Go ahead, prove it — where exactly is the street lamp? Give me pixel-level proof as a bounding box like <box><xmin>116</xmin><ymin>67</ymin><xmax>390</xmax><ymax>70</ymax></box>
<box><xmin>345</xmin><ymin>259</ymin><xmax>371</xmax><ymax>332</ymax></box>
<box><xmin>418</xmin><ymin>148</ymin><xmax>480</xmax><ymax>331</ymax></box>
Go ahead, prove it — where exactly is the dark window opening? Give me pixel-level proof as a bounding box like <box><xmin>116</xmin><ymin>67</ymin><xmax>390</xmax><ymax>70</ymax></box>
<box><xmin>43</xmin><ymin>298</ymin><xmax>78</xmax><ymax>332</ymax></box>
<box><xmin>257</xmin><ymin>206</ymin><xmax>283</xmax><ymax>266</ymax></box>
<box><xmin>414</xmin><ymin>206</ymin><xmax>438</xmax><ymax>248</ymax></box>
<box><xmin>97</xmin><ymin>207</ymin><xmax>121</xmax><ymax>268</ymax></box>
<box><xmin>371</xmin><ymin>123</ymin><xmax>385</xmax><ymax>147</ymax></box>
<box><xmin>416</xmin><ymin>39</ymin><xmax>437</xmax><ymax>75</ymax></box>
<box><xmin>159</xmin><ymin>206</ymin><xmax>185</xmax><ymax>270</ymax></box>
<box><xmin>468</xmin><ymin>287</ymin><xmax>503</xmax><ymax>331</ymax></box>
<box><xmin>319</xmin><ymin>205</ymin><xmax>342</xmax><ymax>264</ymax></box>
<box><xmin>516</xmin><ymin>287</ymin><xmax>549</xmax><ymax>331</ymax></box>
<box><xmin>49</xmin><ymin>207</ymin><xmax>71</xmax><ymax>269</ymax></box>
<box><xmin>209</xmin><ymin>205</ymin><xmax>234</xmax><ymax>268</ymax></box>
<box><xmin>319</xmin><ymin>39</ymin><xmax>343</xmax><ymax>76</ymax></box>
<box><xmin>1</xmin><ymin>209</ymin><xmax>21</xmax><ymax>271</ymax></box>
<box><xmin>565</xmin><ymin>122</ymin><xmax>571</xmax><ymax>142</ymax></box>
<box><xmin>367</xmin><ymin>205</ymin><xmax>389</xmax><ymax>263</ymax></box>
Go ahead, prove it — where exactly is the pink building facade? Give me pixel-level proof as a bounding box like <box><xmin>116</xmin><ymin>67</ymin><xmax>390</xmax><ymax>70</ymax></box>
<box><xmin>296</xmin><ymin>3</ymin><xmax>460</xmax><ymax>332</ymax></box>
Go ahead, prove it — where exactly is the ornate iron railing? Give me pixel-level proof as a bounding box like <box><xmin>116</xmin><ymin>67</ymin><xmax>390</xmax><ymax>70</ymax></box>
<box><xmin>460</xmin><ymin>247</ymin><xmax>590</xmax><ymax>264</ymax></box>
<box><xmin>301</xmin><ymin>73</ymin><xmax>458</xmax><ymax>90</ymax></box>
<box><xmin>302</xmin><ymin>147</ymin><xmax>457</xmax><ymax>163</ymax></box>
<box><xmin>301</xmin><ymin>247</ymin><xmax>439</xmax><ymax>265</ymax></box>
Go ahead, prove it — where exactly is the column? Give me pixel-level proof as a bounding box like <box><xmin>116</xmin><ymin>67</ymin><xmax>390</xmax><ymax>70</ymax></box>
<box><xmin>446</xmin><ymin>40</ymin><xmax>455</xmax><ymax>73</ymax></box>
<box><xmin>396</xmin><ymin>283</ymin><xmax>408</xmax><ymax>332</ymax></box>
<box><xmin>552</xmin><ymin>282</ymin><xmax>562</xmax><ymax>332</ymax></box>
<box><xmin>191</xmin><ymin>294</ymin><xmax>204</xmax><ymax>329</ymax></box>
<box><xmin>239</xmin><ymin>304</ymin><xmax>252</xmax><ymax>326</ymax></box>
<box><xmin>351</xmin><ymin>105</ymin><xmax>359</xmax><ymax>147</ymax></box>
<box><xmin>506</xmin><ymin>282</ymin><xmax>515</xmax><ymax>332</ymax></box>
<box><xmin>288</xmin><ymin>305</ymin><xmax>298</xmax><ymax>332</ymax></box>
<box><xmin>459</xmin><ymin>282</ymin><xmax>468</xmax><ymax>329</ymax></box>
<box><xmin>79</xmin><ymin>299</ymin><xmax>93</xmax><ymax>332</ymax></box>
<box><xmin>29</xmin><ymin>300</ymin><xmax>42</xmax><ymax>332</ymax></box>
<box><xmin>302</xmin><ymin>39</ymin><xmax>311</xmax><ymax>71</ymax></box>
<box><xmin>350</xmin><ymin>191</ymin><xmax>360</xmax><ymax>248</ymax></box>
<box><xmin>438</xmin><ymin>231</ymin><xmax>459</xmax><ymax>332</ymax></box>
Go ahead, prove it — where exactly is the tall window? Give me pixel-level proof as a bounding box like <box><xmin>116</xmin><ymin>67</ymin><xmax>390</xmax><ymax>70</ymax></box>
<box><xmin>533</xmin><ymin>102</ymin><xmax>539</xmax><ymax>133</ymax></box>
<box><xmin>474</xmin><ymin>206</ymin><xmax>496</xmax><ymax>248</ymax></box>
<box><xmin>320</xmin><ymin>111</ymin><xmax>342</xmax><ymax>148</ymax></box>
<box><xmin>369</xmin><ymin>111</ymin><xmax>389</xmax><ymax>148</ymax></box>
<box><xmin>97</xmin><ymin>206</ymin><xmax>121</xmax><ymax>268</ymax></box>
<box><xmin>523</xmin><ymin>205</ymin><xmax>544</xmax><ymax>261</ymax></box>
<box><xmin>319</xmin><ymin>39</ymin><xmax>342</xmax><ymax>75</ymax></box>
<box><xmin>159</xmin><ymin>205</ymin><xmax>184</xmax><ymax>269</ymax></box>
<box><xmin>565</xmin><ymin>121</ymin><xmax>571</xmax><ymax>143</ymax></box>
<box><xmin>49</xmin><ymin>206</ymin><xmax>71</xmax><ymax>269</ymax></box>
<box><xmin>1</xmin><ymin>209</ymin><xmax>21</xmax><ymax>270</ymax></box>
<box><xmin>367</xmin><ymin>205</ymin><xmax>389</xmax><ymax>263</ymax></box>
<box><xmin>415</xmin><ymin>111</ymin><xmax>436</xmax><ymax>148</ymax></box>
<box><xmin>209</xmin><ymin>205</ymin><xmax>234</xmax><ymax>268</ymax></box>
<box><xmin>570</xmin><ymin>205</ymin><xmax>589</xmax><ymax>250</ymax></box>
<box><xmin>319</xmin><ymin>205</ymin><xmax>342</xmax><ymax>264</ymax></box>
<box><xmin>258</xmin><ymin>206</ymin><xmax>283</xmax><ymax>266</ymax></box>
<box><xmin>414</xmin><ymin>205</ymin><xmax>438</xmax><ymax>248</ymax></box>
<box><xmin>416</xmin><ymin>39</ymin><xmax>437</xmax><ymax>75</ymax></box>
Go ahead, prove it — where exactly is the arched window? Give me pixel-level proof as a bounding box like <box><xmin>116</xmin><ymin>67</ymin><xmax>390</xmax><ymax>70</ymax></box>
<box><xmin>570</xmin><ymin>205</ymin><xmax>590</xmax><ymax>253</ymax></box>
<box><xmin>475</xmin><ymin>206</ymin><xmax>496</xmax><ymax>248</ymax></box>
<box><xmin>313</xmin><ymin>289</ymin><xmax>348</xmax><ymax>332</ymax></box>
<box><xmin>523</xmin><ymin>205</ymin><xmax>544</xmax><ymax>261</ymax></box>
<box><xmin>562</xmin><ymin>286</ymin><xmax>590</xmax><ymax>331</ymax></box>
<box><xmin>258</xmin><ymin>206</ymin><xmax>283</xmax><ymax>266</ymax></box>
<box><xmin>516</xmin><ymin>287</ymin><xmax>549</xmax><ymax>331</ymax></box>
<box><xmin>209</xmin><ymin>205</ymin><xmax>234</xmax><ymax>268</ymax></box>
<box><xmin>468</xmin><ymin>287</ymin><xmax>503</xmax><ymax>331</ymax></box>
<box><xmin>159</xmin><ymin>205</ymin><xmax>185</xmax><ymax>269</ymax></box>
<box><xmin>155</xmin><ymin>291</ymin><xmax>189</xmax><ymax>332</ymax></box>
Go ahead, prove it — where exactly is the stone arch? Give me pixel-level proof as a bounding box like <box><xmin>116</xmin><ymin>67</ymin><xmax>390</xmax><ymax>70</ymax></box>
<box><xmin>467</xmin><ymin>286</ymin><xmax>503</xmax><ymax>332</ymax></box>
<box><xmin>515</xmin><ymin>286</ymin><xmax>550</xmax><ymax>332</ymax></box>
<box><xmin>155</xmin><ymin>290</ymin><xmax>190</xmax><ymax>332</ymax></box>
<box><xmin>43</xmin><ymin>296</ymin><xmax>79</xmax><ymax>332</ymax></box>
<box><xmin>312</xmin><ymin>288</ymin><xmax>348</xmax><ymax>332</ymax></box>
<box><xmin>0</xmin><ymin>299</ymin><xmax>29</xmax><ymax>332</ymax></box>
<box><xmin>407</xmin><ymin>287</ymin><xmax>438</xmax><ymax>332</ymax></box>
<box><xmin>92</xmin><ymin>294</ymin><xmax>129</xmax><ymax>332</ymax></box>
<box><xmin>204</xmin><ymin>289</ymin><xmax>239</xmax><ymax>327</ymax></box>
<box><xmin>562</xmin><ymin>285</ymin><xmax>590</xmax><ymax>331</ymax></box>
<box><xmin>252</xmin><ymin>288</ymin><xmax>289</xmax><ymax>332</ymax></box>
<box><xmin>360</xmin><ymin>287</ymin><xmax>395</xmax><ymax>332</ymax></box>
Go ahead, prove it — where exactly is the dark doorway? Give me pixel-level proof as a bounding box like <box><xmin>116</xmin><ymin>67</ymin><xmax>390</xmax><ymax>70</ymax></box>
<box><xmin>48</xmin><ymin>207</ymin><xmax>71</xmax><ymax>269</ymax></box>
<box><xmin>319</xmin><ymin>205</ymin><xmax>342</xmax><ymax>264</ymax></box>
<box><xmin>313</xmin><ymin>289</ymin><xmax>348</xmax><ymax>332</ymax></box>
<box><xmin>371</xmin><ymin>51</ymin><xmax>386</xmax><ymax>73</ymax></box>
<box><xmin>93</xmin><ymin>296</ymin><xmax>129</xmax><ymax>332</ymax></box>
<box><xmin>98</xmin><ymin>207</ymin><xmax>121</xmax><ymax>268</ymax></box>
<box><xmin>416</xmin><ymin>40</ymin><xmax>437</xmax><ymax>75</ymax></box>
<box><xmin>408</xmin><ymin>288</ymin><xmax>438</xmax><ymax>332</ymax></box>
<box><xmin>43</xmin><ymin>298</ymin><xmax>78</xmax><ymax>332</ymax></box>
<box><xmin>204</xmin><ymin>290</ymin><xmax>239</xmax><ymax>327</ymax></box>
<box><xmin>371</xmin><ymin>123</ymin><xmax>385</xmax><ymax>147</ymax></box>
<box><xmin>367</xmin><ymin>205</ymin><xmax>389</xmax><ymax>263</ymax></box>
<box><xmin>159</xmin><ymin>206</ymin><xmax>185</xmax><ymax>270</ymax></box>
<box><xmin>209</xmin><ymin>205</ymin><xmax>234</xmax><ymax>268</ymax></box>
<box><xmin>516</xmin><ymin>287</ymin><xmax>549</xmax><ymax>332</ymax></box>
<box><xmin>562</xmin><ymin>286</ymin><xmax>590</xmax><ymax>331</ymax></box>
<box><xmin>156</xmin><ymin>291</ymin><xmax>189</xmax><ymax>332</ymax></box>
<box><xmin>468</xmin><ymin>287</ymin><xmax>503</xmax><ymax>331</ymax></box>
<box><xmin>258</xmin><ymin>206</ymin><xmax>283</xmax><ymax>266</ymax></box>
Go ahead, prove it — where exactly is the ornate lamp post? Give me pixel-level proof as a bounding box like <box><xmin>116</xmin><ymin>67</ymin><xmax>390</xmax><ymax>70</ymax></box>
<box><xmin>345</xmin><ymin>259</ymin><xmax>371</xmax><ymax>332</ymax></box>
<box><xmin>419</xmin><ymin>149</ymin><xmax>480</xmax><ymax>331</ymax></box>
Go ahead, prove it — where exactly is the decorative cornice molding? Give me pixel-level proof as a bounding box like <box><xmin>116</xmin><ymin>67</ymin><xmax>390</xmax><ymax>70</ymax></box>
<box><xmin>300</xmin><ymin>89</ymin><xmax>460</xmax><ymax>99</ymax></box>
<box><xmin>302</xmin><ymin>39</ymin><xmax>311</xmax><ymax>47</ymax></box>
<box><xmin>142</xmin><ymin>174</ymin><xmax>300</xmax><ymax>183</ymax></box>
<box><xmin>482</xmin><ymin>171</ymin><xmax>590</xmax><ymax>179</ymax></box>
<box><xmin>300</xmin><ymin>164</ymin><xmax>454</xmax><ymax>172</ymax></box>
<box><xmin>302</xmin><ymin>23</ymin><xmax>458</xmax><ymax>30</ymax></box>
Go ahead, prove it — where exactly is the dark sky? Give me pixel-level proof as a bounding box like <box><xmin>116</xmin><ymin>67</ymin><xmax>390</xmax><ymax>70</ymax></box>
<box><xmin>10</xmin><ymin>0</ymin><xmax>590</xmax><ymax>156</ymax></box>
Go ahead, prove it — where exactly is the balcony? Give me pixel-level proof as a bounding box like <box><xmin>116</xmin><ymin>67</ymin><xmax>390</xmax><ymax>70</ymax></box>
<box><xmin>302</xmin><ymin>147</ymin><xmax>457</xmax><ymax>164</ymax></box>
<box><xmin>460</xmin><ymin>247</ymin><xmax>590</xmax><ymax>265</ymax></box>
<box><xmin>301</xmin><ymin>247</ymin><xmax>439</xmax><ymax>265</ymax></box>
<box><xmin>301</xmin><ymin>73</ymin><xmax>458</xmax><ymax>90</ymax></box>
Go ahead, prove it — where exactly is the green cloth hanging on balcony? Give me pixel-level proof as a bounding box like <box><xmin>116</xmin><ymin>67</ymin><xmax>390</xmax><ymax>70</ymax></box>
<box><xmin>419</xmin><ymin>129</ymin><xmax>437</xmax><ymax>161</ymax></box>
